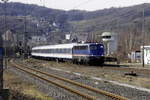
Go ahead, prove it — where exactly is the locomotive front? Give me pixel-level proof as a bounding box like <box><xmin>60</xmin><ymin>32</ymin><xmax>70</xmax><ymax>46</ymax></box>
<box><xmin>88</xmin><ymin>43</ymin><xmax>104</xmax><ymax>64</ymax></box>
<box><xmin>72</xmin><ymin>43</ymin><xmax>104</xmax><ymax>65</ymax></box>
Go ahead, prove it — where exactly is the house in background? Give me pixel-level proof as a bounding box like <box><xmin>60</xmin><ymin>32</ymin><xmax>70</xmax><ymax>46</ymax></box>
<box><xmin>129</xmin><ymin>45</ymin><xmax>150</xmax><ymax>64</ymax></box>
<box><xmin>30</xmin><ymin>35</ymin><xmax>47</xmax><ymax>46</ymax></box>
<box><xmin>130</xmin><ymin>51</ymin><xmax>141</xmax><ymax>63</ymax></box>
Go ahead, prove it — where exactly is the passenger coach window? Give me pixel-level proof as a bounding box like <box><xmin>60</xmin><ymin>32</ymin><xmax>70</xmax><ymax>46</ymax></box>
<box><xmin>74</xmin><ymin>46</ymin><xmax>88</xmax><ymax>50</ymax></box>
<box><xmin>80</xmin><ymin>46</ymin><xmax>88</xmax><ymax>50</ymax></box>
<box><xmin>49</xmin><ymin>49</ymin><xmax>51</xmax><ymax>53</ymax></box>
<box><xmin>32</xmin><ymin>50</ymin><xmax>35</xmax><ymax>53</ymax></box>
<box><xmin>67</xmin><ymin>49</ymin><xmax>70</xmax><ymax>53</ymax></box>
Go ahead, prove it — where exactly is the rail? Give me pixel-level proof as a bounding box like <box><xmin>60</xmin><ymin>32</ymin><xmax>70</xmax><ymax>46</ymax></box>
<box><xmin>10</xmin><ymin>60</ymin><xmax>129</xmax><ymax>100</ymax></box>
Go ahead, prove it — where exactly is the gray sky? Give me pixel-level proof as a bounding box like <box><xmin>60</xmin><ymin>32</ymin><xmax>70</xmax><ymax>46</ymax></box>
<box><xmin>4</xmin><ymin>0</ymin><xmax>150</xmax><ymax>11</ymax></box>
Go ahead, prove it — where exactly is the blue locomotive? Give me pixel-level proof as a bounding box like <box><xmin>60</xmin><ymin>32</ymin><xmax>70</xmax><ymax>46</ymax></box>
<box><xmin>72</xmin><ymin>43</ymin><xmax>104</xmax><ymax>64</ymax></box>
<box><xmin>31</xmin><ymin>43</ymin><xmax>104</xmax><ymax>65</ymax></box>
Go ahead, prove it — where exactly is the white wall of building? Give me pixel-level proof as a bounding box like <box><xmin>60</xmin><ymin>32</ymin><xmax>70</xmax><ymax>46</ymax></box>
<box><xmin>130</xmin><ymin>51</ymin><xmax>141</xmax><ymax>63</ymax></box>
<box><xmin>141</xmin><ymin>46</ymin><xmax>150</xmax><ymax>64</ymax></box>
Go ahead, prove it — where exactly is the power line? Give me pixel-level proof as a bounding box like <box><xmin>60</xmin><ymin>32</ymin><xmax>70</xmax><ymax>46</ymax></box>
<box><xmin>72</xmin><ymin>0</ymin><xmax>94</xmax><ymax>9</ymax></box>
<box><xmin>40</xmin><ymin>0</ymin><xmax>45</xmax><ymax>7</ymax></box>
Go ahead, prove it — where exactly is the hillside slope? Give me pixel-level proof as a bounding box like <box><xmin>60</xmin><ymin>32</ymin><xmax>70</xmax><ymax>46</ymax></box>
<box><xmin>70</xmin><ymin>3</ymin><xmax>150</xmax><ymax>32</ymax></box>
<box><xmin>0</xmin><ymin>2</ymin><xmax>150</xmax><ymax>56</ymax></box>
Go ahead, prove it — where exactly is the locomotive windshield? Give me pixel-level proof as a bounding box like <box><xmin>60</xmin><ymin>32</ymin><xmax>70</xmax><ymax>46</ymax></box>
<box><xmin>89</xmin><ymin>44</ymin><xmax>104</xmax><ymax>56</ymax></box>
<box><xmin>90</xmin><ymin>45</ymin><xmax>98</xmax><ymax>50</ymax></box>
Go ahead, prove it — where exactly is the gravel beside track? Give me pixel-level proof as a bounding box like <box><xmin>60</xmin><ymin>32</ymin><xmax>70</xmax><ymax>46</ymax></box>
<box><xmin>27</xmin><ymin>59</ymin><xmax>150</xmax><ymax>78</ymax></box>
<box><xmin>101</xmin><ymin>66</ymin><xmax>150</xmax><ymax>78</ymax></box>
<box><xmin>20</xmin><ymin>60</ymin><xmax>150</xmax><ymax>100</ymax></box>
<box><xmin>11</xmin><ymin>61</ymin><xmax>125</xmax><ymax>100</ymax></box>
<box><xmin>8</xmin><ymin>67</ymin><xmax>84</xmax><ymax>100</ymax></box>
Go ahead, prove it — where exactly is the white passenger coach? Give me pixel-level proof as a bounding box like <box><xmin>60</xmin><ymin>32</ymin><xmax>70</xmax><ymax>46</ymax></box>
<box><xmin>31</xmin><ymin>43</ymin><xmax>77</xmax><ymax>59</ymax></box>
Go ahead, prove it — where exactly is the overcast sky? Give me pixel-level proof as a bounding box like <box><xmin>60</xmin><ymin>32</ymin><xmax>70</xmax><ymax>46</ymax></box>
<box><xmin>3</xmin><ymin>0</ymin><xmax>150</xmax><ymax>11</ymax></box>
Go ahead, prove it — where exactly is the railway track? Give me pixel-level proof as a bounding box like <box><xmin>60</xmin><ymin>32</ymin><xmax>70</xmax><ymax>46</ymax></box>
<box><xmin>30</xmin><ymin>59</ymin><xmax>150</xmax><ymax>76</ymax></box>
<box><xmin>10</xmin><ymin>60</ymin><xmax>129</xmax><ymax>100</ymax></box>
<box><xmin>102</xmin><ymin>67</ymin><xmax>150</xmax><ymax>75</ymax></box>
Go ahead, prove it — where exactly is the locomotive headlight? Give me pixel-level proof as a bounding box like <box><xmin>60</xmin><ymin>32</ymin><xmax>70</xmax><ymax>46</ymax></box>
<box><xmin>100</xmin><ymin>46</ymin><xmax>103</xmax><ymax>48</ymax></box>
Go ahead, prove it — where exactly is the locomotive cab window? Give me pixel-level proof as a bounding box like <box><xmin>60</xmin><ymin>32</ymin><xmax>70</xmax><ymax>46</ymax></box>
<box><xmin>90</xmin><ymin>45</ymin><xmax>98</xmax><ymax>50</ymax></box>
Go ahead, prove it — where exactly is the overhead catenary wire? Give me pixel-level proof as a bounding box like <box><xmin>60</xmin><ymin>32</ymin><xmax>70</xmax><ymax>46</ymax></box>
<box><xmin>40</xmin><ymin>0</ymin><xmax>45</xmax><ymax>7</ymax></box>
<box><xmin>71</xmin><ymin>0</ymin><xmax>96</xmax><ymax>42</ymax></box>
<box><xmin>72</xmin><ymin>0</ymin><xmax>95</xmax><ymax>10</ymax></box>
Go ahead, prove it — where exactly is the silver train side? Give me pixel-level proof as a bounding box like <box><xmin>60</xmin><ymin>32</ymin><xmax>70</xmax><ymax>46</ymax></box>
<box><xmin>31</xmin><ymin>43</ymin><xmax>105</xmax><ymax>65</ymax></box>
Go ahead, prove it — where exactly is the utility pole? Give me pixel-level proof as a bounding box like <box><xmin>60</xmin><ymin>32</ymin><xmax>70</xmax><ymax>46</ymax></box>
<box><xmin>24</xmin><ymin>16</ymin><xmax>27</xmax><ymax>59</ymax></box>
<box><xmin>1</xmin><ymin>0</ymin><xmax>9</xmax><ymax>69</ymax></box>
<box><xmin>142</xmin><ymin>6</ymin><xmax>145</xmax><ymax>67</ymax></box>
<box><xmin>23</xmin><ymin>4</ymin><xmax>28</xmax><ymax>59</ymax></box>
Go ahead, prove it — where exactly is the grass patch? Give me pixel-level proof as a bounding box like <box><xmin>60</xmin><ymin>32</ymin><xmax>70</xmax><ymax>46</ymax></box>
<box><xmin>23</xmin><ymin>88</ymin><xmax>52</xmax><ymax>100</ymax></box>
<box><xmin>4</xmin><ymin>70</ymin><xmax>53</xmax><ymax>100</ymax></box>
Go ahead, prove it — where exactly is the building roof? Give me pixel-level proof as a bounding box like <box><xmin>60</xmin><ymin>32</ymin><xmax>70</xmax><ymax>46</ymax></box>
<box><xmin>101</xmin><ymin>32</ymin><xmax>117</xmax><ymax>36</ymax></box>
<box><xmin>32</xmin><ymin>43</ymin><xmax>77</xmax><ymax>50</ymax></box>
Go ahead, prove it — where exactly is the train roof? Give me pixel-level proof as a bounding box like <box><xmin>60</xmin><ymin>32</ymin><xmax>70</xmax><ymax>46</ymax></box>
<box><xmin>32</xmin><ymin>43</ymin><xmax>103</xmax><ymax>50</ymax></box>
<box><xmin>75</xmin><ymin>43</ymin><xmax>103</xmax><ymax>46</ymax></box>
<box><xmin>32</xmin><ymin>43</ymin><xmax>77</xmax><ymax>50</ymax></box>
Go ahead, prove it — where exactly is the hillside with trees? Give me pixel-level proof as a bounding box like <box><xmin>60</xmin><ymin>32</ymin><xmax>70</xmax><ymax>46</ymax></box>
<box><xmin>0</xmin><ymin>2</ymin><xmax>150</xmax><ymax>58</ymax></box>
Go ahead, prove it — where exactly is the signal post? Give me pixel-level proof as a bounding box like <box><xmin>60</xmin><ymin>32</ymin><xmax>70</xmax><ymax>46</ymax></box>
<box><xmin>0</xmin><ymin>35</ymin><xmax>9</xmax><ymax>100</ymax></box>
